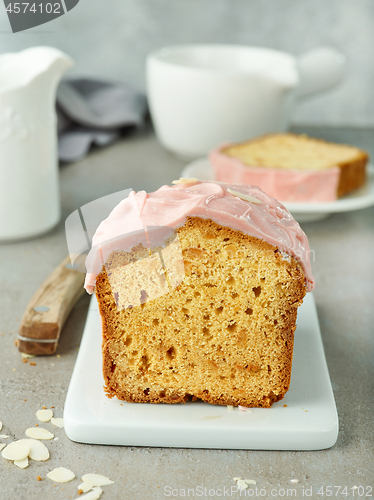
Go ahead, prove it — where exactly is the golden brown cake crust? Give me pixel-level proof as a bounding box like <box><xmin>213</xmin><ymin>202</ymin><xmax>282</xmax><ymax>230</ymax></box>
<box><xmin>95</xmin><ymin>217</ymin><xmax>306</xmax><ymax>408</ymax></box>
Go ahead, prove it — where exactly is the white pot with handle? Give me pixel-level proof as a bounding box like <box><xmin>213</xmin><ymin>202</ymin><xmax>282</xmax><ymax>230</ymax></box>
<box><xmin>146</xmin><ymin>45</ymin><xmax>345</xmax><ymax>159</ymax></box>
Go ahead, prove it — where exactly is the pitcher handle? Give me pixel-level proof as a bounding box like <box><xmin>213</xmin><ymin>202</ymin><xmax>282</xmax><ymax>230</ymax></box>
<box><xmin>297</xmin><ymin>47</ymin><xmax>346</xmax><ymax>98</ymax></box>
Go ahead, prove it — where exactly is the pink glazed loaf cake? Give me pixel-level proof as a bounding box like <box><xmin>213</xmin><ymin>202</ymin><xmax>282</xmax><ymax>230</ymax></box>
<box><xmin>210</xmin><ymin>133</ymin><xmax>368</xmax><ymax>202</ymax></box>
<box><xmin>85</xmin><ymin>179</ymin><xmax>315</xmax><ymax>408</ymax></box>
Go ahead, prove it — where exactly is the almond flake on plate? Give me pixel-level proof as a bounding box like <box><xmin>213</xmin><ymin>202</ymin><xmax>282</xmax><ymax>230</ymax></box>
<box><xmin>16</xmin><ymin>439</ymin><xmax>49</xmax><ymax>461</ymax></box>
<box><xmin>36</xmin><ymin>409</ymin><xmax>53</xmax><ymax>422</ymax></box>
<box><xmin>21</xmin><ymin>353</ymin><xmax>35</xmax><ymax>359</ymax></box>
<box><xmin>74</xmin><ymin>487</ymin><xmax>103</xmax><ymax>500</ymax></box>
<box><xmin>227</xmin><ymin>188</ymin><xmax>262</xmax><ymax>204</ymax></box>
<box><xmin>0</xmin><ymin>421</ymin><xmax>2</xmax><ymax>431</ymax></box>
<box><xmin>0</xmin><ymin>434</ymin><xmax>9</xmax><ymax>438</ymax></box>
<box><xmin>81</xmin><ymin>473</ymin><xmax>115</xmax><ymax>486</ymax></box>
<box><xmin>2</xmin><ymin>441</ymin><xmax>30</xmax><ymax>461</ymax></box>
<box><xmin>14</xmin><ymin>457</ymin><xmax>29</xmax><ymax>469</ymax></box>
<box><xmin>25</xmin><ymin>427</ymin><xmax>54</xmax><ymax>440</ymax></box>
<box><xmin>47</xmin><ymin>467</ymin><xmax>75</xmax><ymax>483</ymax></box>
<box><xmin>227</xmin><ymin>405</ymin><xmax>234</xmax><ymax>411</ymax></box>
<box><xmin>50</xmin><ymin>417</ymin><xmax>64</xmax><ymax>428</ymax></box>
<box><xmin>78</xmin><ymin>482</ymin><xmax>94</xmax><ymax>493</ymax></box>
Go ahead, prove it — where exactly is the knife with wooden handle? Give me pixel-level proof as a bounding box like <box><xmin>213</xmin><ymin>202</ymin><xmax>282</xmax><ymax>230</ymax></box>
<box><xmin>18</xmin><ymin>255</ymin><xmax>86</xmax><ymax>356</ymax></box>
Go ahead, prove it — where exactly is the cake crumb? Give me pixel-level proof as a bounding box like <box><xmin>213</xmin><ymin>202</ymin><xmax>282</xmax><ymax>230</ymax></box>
<box><xmin>23</xmin><ymin>358</ymin><xmax>28</xmax><ymax>363</ymax></box>
<box><xmin>283</xmin><ymin>404</ymin><xmax>288</xmax><ymax>407</ymax></box>
<box><xmin>15</xmin><ymin>340</ymin><xmax>18</xmax><ymax>347</ymax></box>
<box><xmin>30</xmin><ymin>362</ymin><xmax>36</xmax><ymax>366</ymax></box>
<box><xmin>37</xmin><ymin>476</ymin><xmax>42</xmax><ymax>481</ymax></box>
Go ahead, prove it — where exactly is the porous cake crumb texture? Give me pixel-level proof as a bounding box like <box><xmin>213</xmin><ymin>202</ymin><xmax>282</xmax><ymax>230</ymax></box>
<box><xmin>95</xmin><ymin>217</ymin><xmax>306</xmax><ymax>408</ymax></box>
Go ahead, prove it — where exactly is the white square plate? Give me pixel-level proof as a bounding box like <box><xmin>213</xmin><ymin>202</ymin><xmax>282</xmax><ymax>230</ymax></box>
<box><xmin>64</xmin><ymin>293</ymin><xmax>338</xmax><ymax>450</ymax></box>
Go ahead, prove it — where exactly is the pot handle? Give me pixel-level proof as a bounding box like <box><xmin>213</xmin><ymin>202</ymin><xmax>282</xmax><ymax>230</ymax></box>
<box><xmin>297</xmin><ymin>47</ymin><xmax>346</xmax><ymax>98</ymax></box>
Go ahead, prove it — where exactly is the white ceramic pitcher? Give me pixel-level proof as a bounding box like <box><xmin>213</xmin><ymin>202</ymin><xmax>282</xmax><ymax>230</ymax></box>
<box><xmin>147</xmin><ymin>45</ymin><xmax>346</xmax><ymax>158</ymax></box>
<box><xmin>0</xmin><ymin>46</ymin><xmax>73</xmax><ymax>241</ymax></box>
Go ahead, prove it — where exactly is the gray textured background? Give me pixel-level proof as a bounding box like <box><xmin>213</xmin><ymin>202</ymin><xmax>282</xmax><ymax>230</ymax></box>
<box><xmin>1</xmin><ymin>0</ymin><xmax>374</xmax><ymax>127</ymax></box>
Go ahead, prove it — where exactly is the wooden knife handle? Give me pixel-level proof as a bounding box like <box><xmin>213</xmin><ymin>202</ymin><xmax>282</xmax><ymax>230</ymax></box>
<box><xmin>18</xmin><ymin>255</ymin><xmax>86</xmax><ymax>356</ymax></box>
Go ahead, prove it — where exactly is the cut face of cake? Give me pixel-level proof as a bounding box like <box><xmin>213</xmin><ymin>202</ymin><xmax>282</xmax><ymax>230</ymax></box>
<box><xmin>210</xmin><ymin>133</ymin><xmax>368</xmax><ymax>203</ymax></box>
<box><xmin>84</xmin><ymin>180</ymin><xmax>315</xmax><ymax>408</ymax></box>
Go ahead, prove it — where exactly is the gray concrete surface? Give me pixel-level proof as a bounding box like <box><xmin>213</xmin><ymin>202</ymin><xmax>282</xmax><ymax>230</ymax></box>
<box><xmin>0</xmin><ymin>125</ymin><xmax>373</xmax><ymax>499</ymax></box>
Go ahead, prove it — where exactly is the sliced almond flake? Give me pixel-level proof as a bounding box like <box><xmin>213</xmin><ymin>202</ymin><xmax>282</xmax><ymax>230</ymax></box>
<box><xmin>238</xmin><ymin>406</ymin><xmax>253</xmax><ymax>413</ymax></box>
<box><xmin>47</xmin><ymin>467</ymin><xmax>75</xmax><ymax>483</ymax></box>
<box><xmin>0</xmin><ymin>434</ymin><xmax>9</xmax><ymax>438</ymax></box>
<box><xmin>0</xmin><ymin>444</ymin><xmax>6</xmax><ymax>451</ymax></box>
<box><xmin>74</xmin><ymin>487</ymin><xmax>103</xmax><ymax>500</ymax></box>
<box><xmin>0</xmin><ymin>421</ymin><xmax>2</xmax><ymax>431</ymax></box>
<box><xmin>291</xmin><ymin>479</ymin><xmax>299</xmax><ymax>484</ymax></box>
<box><xmin>81</xmin><ymin>474</ymin><xmax>115</xmax><ymax>486</ymax></box>
<box><xmin>25</xmin><ymin>427</ymin><xmax>54</xmax><ymax>440</ymax></box>
<box><xmin>237</xmin><ymin>479</ymin><xmax>249</xmax><ymax>490</ymax></box>
<box><xmin>172</xmin><ymin>178</ymin><xmax>199</xmax><ymax>185</ymax></box>
<box><xmin>244</xmin><ymin>479</ymin><xmax>256</xmax><ymax>485</ymax></box>
<box><xmin>227</xmin><ymin>405</ymin><xmax>234</xmax><ymax>411</ymax></box>
<box><xmin>36</xmin><ymin>409</ymin><xmax>53</xmax><ymax>422</ymax></box>
<box><xmin>21</xmin><ymin>353</ymin><xmax>35</xmax><ymax>359</ymax></box>
<box><xmin>2</xmin><ymin>441</ymin><xmax>30</xmax><ymax>461</ymax></box>
<box><xmin>50</xmin><ymin>417</ymin><xmax>64</xmax><ymax>428</ymax></box>
<box><xmin>78</xmin><ymin>482</ymin><xmax>94</xmax><ymax>493</ymax></box>
<box><xmin>16</xmin><ymin>439</ymin><xmax>49</xmax><ymax>461</ymax></box>
<box><xmin>227</xmin><ymin>188</ymin><xmax>262</xmax><ymax>204</ymax></box>
<box><xmin>14</xmin><ymin>457</ymin><xmax>29</xmax><ymax>469</ymax></box>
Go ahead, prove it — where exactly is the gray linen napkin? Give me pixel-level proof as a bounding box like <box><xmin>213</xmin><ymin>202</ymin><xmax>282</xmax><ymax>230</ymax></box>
<box><xmin>57</xmin><ymin>79</ymin><xmax>148</xmax><ymax>162</ymax></box>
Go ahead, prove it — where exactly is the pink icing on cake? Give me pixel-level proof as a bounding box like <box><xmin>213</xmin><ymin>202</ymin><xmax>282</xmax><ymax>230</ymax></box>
<box><xmin>84</xmin><ymin>181</ymin><xmax>315</xmax><ymax>294</ymax></box>
<box><xmin>210</xmin><ymin>146</ymin><xmax>340</xmax><ymax>203</ymax></box>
